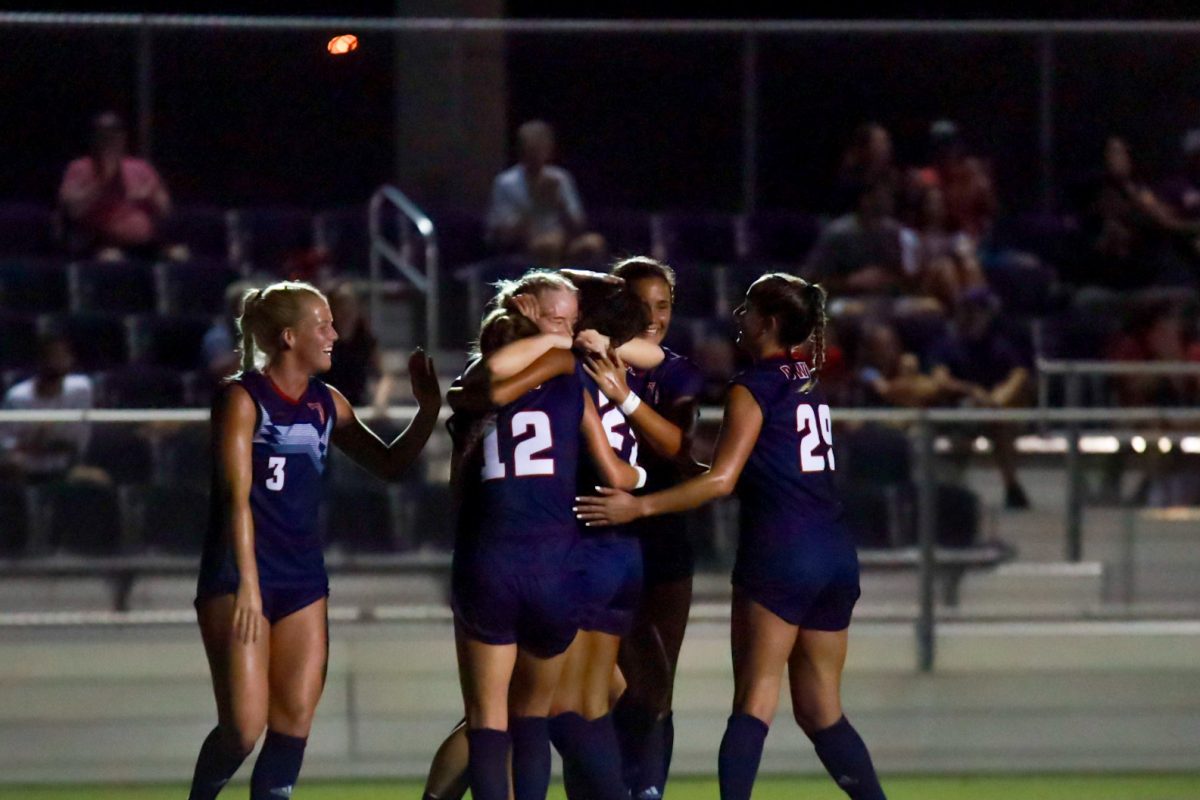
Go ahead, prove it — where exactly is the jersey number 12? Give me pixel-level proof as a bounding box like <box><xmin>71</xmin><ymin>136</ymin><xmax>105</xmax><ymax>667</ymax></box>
<box><xmin>482</xmin><ymin>411</ymin><xmax>555</xmax><ymax>480</ymax></box>
<box><xmin>797</xmin><ymin>403</ymin><xmax>835</xmax><ymax>473</ymax></box>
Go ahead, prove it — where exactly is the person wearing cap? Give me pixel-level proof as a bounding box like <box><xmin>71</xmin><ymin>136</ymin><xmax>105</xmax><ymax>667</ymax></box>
<box><xmin>57</xmin><ymin>111</ymin><xmax>177</xmax><ymax>261</ymax></box>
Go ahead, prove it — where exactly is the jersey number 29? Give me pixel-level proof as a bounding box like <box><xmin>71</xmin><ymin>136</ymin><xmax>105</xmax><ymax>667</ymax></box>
<box><xmin>797</xmin><ymin>403</ymin><xmax>835</xmax><ymax>473</ymax></box>
<box><xmin>482</xmin><ymin>411</ymin><xmax>554</xmax><ymax>481</ymax></box>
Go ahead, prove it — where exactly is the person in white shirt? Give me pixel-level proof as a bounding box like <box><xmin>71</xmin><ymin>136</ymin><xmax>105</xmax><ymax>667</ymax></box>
<box><xmin>1</xmin><ymin>333</ymin><xmax>93</xmax><ymax>483</ymax></box>
<box><xmin>485</xmin><ymin>119</ymin><xmax>606</xmax><ymax>267</ymax></box>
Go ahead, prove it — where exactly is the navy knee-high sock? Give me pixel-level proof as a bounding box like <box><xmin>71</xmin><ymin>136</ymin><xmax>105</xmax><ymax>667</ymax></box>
<box><xmin>549</xmin><ymin>712</ymin><xmax>627</xmax><ymax>800</ymax></box>
<box><xmin>467</xmin><ymin>728</ymin><xmax>511</xmax><ymax>800</ymax></box>
<box><xmin>612</xmin><ymin>695</ymin><xmax>656</xmax><ymax>794</ymax></box>
<box><xmin>658</xmin><ymin>711</ymin><xmax>675</xmax><ymax>797</ymax></box>
<box><xmin>249</xmin><ymin>729</ymin><xmax>307</xmax><ymax>800</ymax></box>
<box><xmin>187</xmin><ymin>725</ymin><xmax>249</xmax><ymax>800</ymax></box>
<box><xmin>809</xmin><ymin>716</ymin><xmax>886</xmax><ymax>800</ymax></box>
<box><xmin>549</xmin><ymin>712</ymin><xmax>590</xmax><ymax>800</ymax></box>
<box><xmin>717</xmin><ymin>713</ymin><xmax>769</xmax><ymax>800</ymax></box>
<box><xmin>511</xmin><ymin>717</ymin><xmax>552</xmax><ymax>800</ymax></box>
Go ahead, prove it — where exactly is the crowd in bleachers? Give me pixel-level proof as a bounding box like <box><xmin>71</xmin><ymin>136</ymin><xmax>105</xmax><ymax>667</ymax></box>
<box><xmin>5</xmin><ymin>110</ymin><xmax>1200</xmax><ymax>560</ymax></box>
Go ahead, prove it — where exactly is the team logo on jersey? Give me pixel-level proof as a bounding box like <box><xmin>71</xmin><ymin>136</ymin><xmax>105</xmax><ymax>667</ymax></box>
<box><xmin>307</xmin><ymin>401</ymin><xmax>326</xmax><ymax>426</ymax></box>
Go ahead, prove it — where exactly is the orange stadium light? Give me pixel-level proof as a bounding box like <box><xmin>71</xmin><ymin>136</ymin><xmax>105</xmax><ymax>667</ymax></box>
<box><xmin>326</xmin><ymin>34</ymin><xmax>359</xmax><ymax>55</ymax></box>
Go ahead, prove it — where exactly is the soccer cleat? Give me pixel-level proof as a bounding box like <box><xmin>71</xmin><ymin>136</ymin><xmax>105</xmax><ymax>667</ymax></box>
<box><xmin>637</xmin><ymin>787</ymin><xmax>663</xmax><ymax>799</ymax></box>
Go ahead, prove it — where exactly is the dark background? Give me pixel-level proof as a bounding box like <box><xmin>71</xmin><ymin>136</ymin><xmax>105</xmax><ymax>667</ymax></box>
<box><xmin>3</xmin><ymin>2</ymin><xmax>1199</xmax><ymax>215</ymax></box>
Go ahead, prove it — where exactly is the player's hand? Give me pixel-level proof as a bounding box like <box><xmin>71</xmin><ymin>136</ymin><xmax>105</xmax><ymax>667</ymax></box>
<box><xmin>511</xmin><ymin>293</ymin><xmax>540</xmax><ymax>323</ymax></box>
<box><xmin>575</xmin><ymin>486</ymin><xmax>643</xmax><ymax>526</ymax></box>
<box><xmin>574</xmin><ymin>328</ymin><xmax>610</xmax><ymax>357</ymax></box>
<box><xmin>233</xmin><ymin>582</ymin><xmax>264</xmax><ymax>645</ymax></box>
<box><xmin>559</xmin><ymin>268</ymin><xmax>623</xmax><ymax>287</ymax></box>
<box><xmin>582</xmin><ymin>350</ymin><xmax>630</xmax><ymax>405</ymax></box>
<box><xmin>408</xmin><ymin>348</ymin><xmax>442</xmax><ymax>410</ymax></box>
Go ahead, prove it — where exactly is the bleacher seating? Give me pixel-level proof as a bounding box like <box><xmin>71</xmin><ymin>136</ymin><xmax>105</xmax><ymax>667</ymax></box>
<box><xmin>0</xmin><ymin>258</ymin><xmax>69</xmax><ymax>313</ymax></box>
<box><xmin>156</xmin><ymin>259</ymin><xmax>240</xmax><ymax>316</ymax></box>
<box><xmin>69</xmin><ymin>260</ymin><xmax>157</xmax><ymax>314</ymax></box>
<box><xmin>233</xmin><ymin>206</ymin><xmax>316</xmax><ymax>275</ymax></box>
<box><xmin>0</xmin><ymin>203</ymin><xmax>57</xmax><ymax>258</ymax></box>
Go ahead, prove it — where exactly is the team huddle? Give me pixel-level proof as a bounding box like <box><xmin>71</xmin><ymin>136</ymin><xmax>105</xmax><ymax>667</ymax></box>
<box><xmin>186</xmin><ymin>258</ymin><xmax>887</xmax><ymax>800</ymax></box>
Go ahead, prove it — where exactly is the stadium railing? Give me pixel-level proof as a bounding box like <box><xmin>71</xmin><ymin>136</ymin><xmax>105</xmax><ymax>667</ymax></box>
<box><xmin>6</xmin><ymin>400</ymin><xmax>1200</xmax><ymax>668</ymax></box>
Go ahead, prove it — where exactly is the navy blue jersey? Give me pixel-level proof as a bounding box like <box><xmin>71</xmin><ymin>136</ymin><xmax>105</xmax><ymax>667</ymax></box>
<box><xmin>457</xmin><ymin>361</ymin><xmax>586</xmax><ymax>547</ymax></box>
<box><xmin>579</xmin><ymin>367</ymin><xmax>645</xmax><ymax>482</ymax></box>
<box><xmin>635</xmin><ymin>347</ymin><xmax>703</xmax><ymax>493</ymax></box>
<box><xmin>731</xmin><ymin>357</ymin><xmax>846</xmax><ymax>574</ymax></box>
<box><xmin>200</xmin><ymin>370</ymin><xmax>337</xmax><ymax>589</ymax></box>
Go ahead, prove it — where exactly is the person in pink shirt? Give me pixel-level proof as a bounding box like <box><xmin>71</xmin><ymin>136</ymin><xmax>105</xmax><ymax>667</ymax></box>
<box><xmin>58</xmin><ymin>111</ymin><xmax>178</xmax><ymax>261</ymax></box>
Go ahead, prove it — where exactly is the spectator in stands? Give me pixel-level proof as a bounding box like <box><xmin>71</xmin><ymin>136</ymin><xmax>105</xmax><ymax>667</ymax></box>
<box><xmin>57</xmin><ymin>111</ymin><xmax>183</xmax><ymax>262</ymax></box>
<box><xmin>0</xmin><ymin>332</ymin><xmax>93</xmax><ymax>484</ymax></box>
<box><xmin>803</xmin><ymin>178</ymin><xmax>909</xmax><ymax>295</ymax></box>
<box><xmin>1105</xmin><ymin>298</ymin><xmax>1200</xmax><ymax>407</ymax></box>
<box><xmin>910</xmin><ymin>119</ymin><xmax>998</xmax><ymax>239</ymax></box>
<box><xmin>323</xmin><ymin>281</ymin><xmax>393</xmax><ymax>415</ymax></box>
<box><xmin>832</xmin><ymin>122</ymin><xmax>897</xmax><ymax>214</ymax></box>
<box><xmin>1158</xmin><ymin>128</ymin><xmax>1200</xmax><ymax>222</ymax></box>
<box><xmin>1082</xmin><ymin>136</ymin><xmax>1200</xmax><ymax>290</ymax></box>
<box><xmin>484</xmin><ymin>119</ymin><xmax>606</xmax><ymax>267</ymax></box>
<box><xmin>902</xmin><ymin>184</ymin><xmax>989</xmax><ymax>311</ymax></box>
<box><xmin>926</xmin><ymin>287</ymin><xmax>1033</xmax><ymax>509</ymax></box>
<box><xmin>855</xmin><ymin>320</ymin><xmax>985</xmax><ymax>408</ymax></box>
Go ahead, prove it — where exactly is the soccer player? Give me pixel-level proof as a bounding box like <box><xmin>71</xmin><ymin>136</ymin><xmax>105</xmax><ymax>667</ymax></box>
<box><xmin>577</xmin><ymin>274</ymin><xmax>888</xmax><ymax>800</ymax></box>
<box><xmin>187</xmin><ymin>281</ymin><xmax>442</xmax><ymax>800</ymax></box>
<box><xmin>447</xmin><ymin>270</ymin><xmax>644</xmax><ymax>800</ymax></box>
<box><xmin>592</xmin><ymin>257</ymin><xmax>704</xmax><ymax>800</ymax></box>
<box><xmin>421</xmin><ymin>270</ymin><xmax>663</xmax><ymax>800</ymax></box>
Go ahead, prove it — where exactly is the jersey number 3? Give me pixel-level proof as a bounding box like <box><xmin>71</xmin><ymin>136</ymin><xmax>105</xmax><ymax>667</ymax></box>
<box><xmin>266</xmin><ymin>456</ymin><xmax>286</xmax><ymax>491</ymax></box>
<box><xmin>483</xmin><ymin>411</ymin><xmax>555</xmax><ymax>481</ymax></box>
<box><xmin>797</xmin><ymin>404</ymin><xmax>835</xmax><ymax>473</ymax></box>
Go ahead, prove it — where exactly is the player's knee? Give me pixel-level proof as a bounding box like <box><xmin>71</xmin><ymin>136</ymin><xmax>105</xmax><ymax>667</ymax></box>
<box><xmin>791</xmin><ymin>695</ymin><xmax>842</xmax><ymax>736</ymax></box>
<box><xmin>226</xmin><ymin>722</ymin><xmax>264</xmax><ymax>756</ymax></box>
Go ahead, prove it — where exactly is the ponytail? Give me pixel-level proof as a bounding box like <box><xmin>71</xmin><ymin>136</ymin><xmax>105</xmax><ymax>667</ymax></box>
<box><xmin>745</xmin><ymin>272</ymin><xmax>828</xmax><ymax>392</ymax></box>
<box><xmin>237</xmin><ymin>287</ymin><xmax>264</xmax><ymax>373</ymax></box>
<box><xmin>234</xmin><ymin>281</ymin><xmax>326</xmax><ymax>374</ymax></box>
<box><xmin>798</xmin><ymin>283</ymin><xmax>827</xmax><ymax>393</ymax></box>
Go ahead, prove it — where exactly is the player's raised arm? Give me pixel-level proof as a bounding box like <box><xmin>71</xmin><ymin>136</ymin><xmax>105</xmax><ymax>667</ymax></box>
<box><xmin>214</xmin><ymin>382</ymin><xmax>262</xmax><ymax>645</ymax></box>
<box><xmin>576</xmin><ymin>383</ymin><xmax>761</xmax><ymax>527</ymax></box>
<box><xmin>580</xmin><ymin>388</ymin><xmax>643</xmax><ymax>491</ymax></box>
<box><xmin>330</xmin><ymin>349</ymin><xmax>441</xmax><ymax>481</ymax></box>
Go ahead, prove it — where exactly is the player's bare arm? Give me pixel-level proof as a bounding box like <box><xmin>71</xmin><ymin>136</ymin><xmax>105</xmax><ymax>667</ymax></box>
<box><xmin>330</xmin><ymin>349</ymin><xmax>441</xmax><ymax>481</ymax></box>
<box><xmin>215</xmin><ymin>382</ymin><xmax>262</xmax><ymax>645</ymax></box>
<box><xmin>576</xmin><ymin>384</ymin><xmax>761</xmax><ymax>526</ymax></box>
<box><xmin>581</xmin><ymin>389</ymin><xmax>642</xmax><ymax>491</ymax></box>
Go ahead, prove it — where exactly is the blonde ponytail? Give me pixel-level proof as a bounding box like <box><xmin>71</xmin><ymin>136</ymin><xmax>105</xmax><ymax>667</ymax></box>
<box><xmin>234</xmin><ymin>281</ymin><xmax>325</xmax><ymax>373</ymax></box>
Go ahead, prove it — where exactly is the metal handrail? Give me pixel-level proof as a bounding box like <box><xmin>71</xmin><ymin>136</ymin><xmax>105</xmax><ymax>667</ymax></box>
<box><xmin>368</xmin><ymin>184</ymin><xmax>439</xmax><ymax>352</ymax></box>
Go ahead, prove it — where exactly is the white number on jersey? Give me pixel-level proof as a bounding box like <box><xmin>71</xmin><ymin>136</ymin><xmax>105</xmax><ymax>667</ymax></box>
<box><xmin>482</xmin><ymin>411</ymin><xmax>555</xmax><ymax>481</ymax></box>
<box><xmin>600</xmin><ymin>400</ymin><xmax>639</xmax><ymax>466</ymax></box>
<box><xmin>796</xmin><ymin>403</ymin><xmax>835</xmax><ymax>473</ymax></box>
<box><xmin>266</xmin><ymin>456</ymin><xmax>286</xmax><ymax>491</ymax></box>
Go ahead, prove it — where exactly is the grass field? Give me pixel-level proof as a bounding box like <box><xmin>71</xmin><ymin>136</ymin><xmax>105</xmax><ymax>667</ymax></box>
<box><xmin>3</xmin><ymin>775</ymin><xmax>1199</xmax><ymax>799</ymax></box>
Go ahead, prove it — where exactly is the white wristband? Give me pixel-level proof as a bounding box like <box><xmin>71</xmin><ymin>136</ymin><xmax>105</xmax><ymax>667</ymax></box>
<box><xmin>619</xmin><ymin>392</ymin><xmax>642</xmax><ymax>416</ymax></box>
<box><xmin>633</xmin><ymin>465</ymin><xmax>648</xmax><ymax>490</ymax></box>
